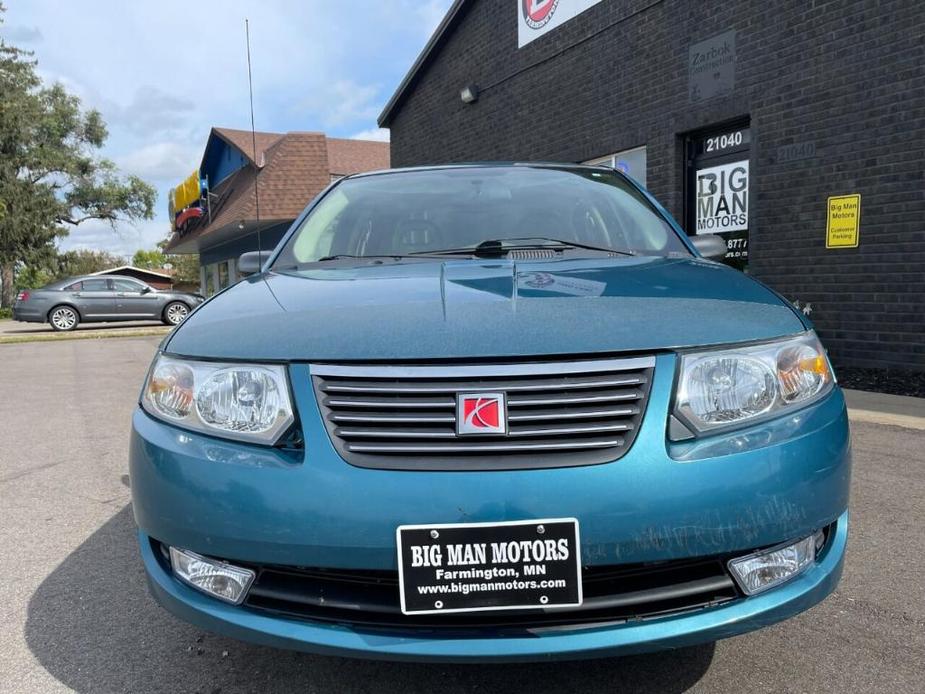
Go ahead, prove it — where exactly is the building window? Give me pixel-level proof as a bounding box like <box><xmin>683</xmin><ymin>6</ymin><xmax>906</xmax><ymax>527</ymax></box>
<box><xmin>203</xmin><ymin>264</ymin><xmax>216</xmax><ymax>296</ymax></box>
<box><xmin>585</xmin><ymin>146</ymin><xmax>647</xmax><ymax>187</ymax></box>
<box><xmin>218</xmin><ymin>261</ymin><xmax>230</xmax><ymax>289</ymax></box>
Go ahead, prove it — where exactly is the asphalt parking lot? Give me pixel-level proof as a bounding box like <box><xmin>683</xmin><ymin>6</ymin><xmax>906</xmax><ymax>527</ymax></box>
<box><xmin>1</xmin><ymin>337</ymin><xmax>923</xmax><ymax>694</ymax></box>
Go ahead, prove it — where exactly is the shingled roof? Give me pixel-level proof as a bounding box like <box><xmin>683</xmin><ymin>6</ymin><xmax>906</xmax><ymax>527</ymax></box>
<box><xmin>211</xmin><ymin>127</ymin><xmax>284</xmax><ymax>166</ymax></box>
<box><xmin>166</xmin><ymin>129</ymin><xmax>390</xmax><ymax>251</ymax></box>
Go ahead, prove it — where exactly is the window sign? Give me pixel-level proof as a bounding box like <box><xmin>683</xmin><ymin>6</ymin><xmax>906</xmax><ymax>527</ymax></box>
<box><xmin>695</xmin><ymin>160</ymin><xmax>749</xmax><ymax>234</ymax></box>
<box><xmin>686</xmin><ymin>124</ymin><xmax>751</xmax><ymax>270</ymax></box>
<box><xmin>585</xmin><ymin>146</ymin><xmax>647</xmax><ymax>187</ymax></box>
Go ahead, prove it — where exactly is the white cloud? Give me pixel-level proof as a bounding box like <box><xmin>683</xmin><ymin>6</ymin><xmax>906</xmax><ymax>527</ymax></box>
<box><xmin>117</xmin><ymin>142</ymin><xmax>200</xmax><ymax>183</ymax></box>
<box><xmin>291</xmin><ymin>79</ymin><xmax>381</xmax><ymax>128</ymax></box>
<box><xmin>0</xmin><ymin>24</ymin><xmax>43</xmax><ymax>43</ymax></box>
<box><xmin>5</xmin><ymin>0</ymin><xmax>454</xmax><ymax>246</ymax></box>
<box><xmin>57</xmin><ymin>218</ymin><xmax>171</xmax><ymax>257</ymax></box>
<box><xmin>350</xmin><ymin>128</ymin><xmax>390</xmax><ymax>142</ymax></box>
<box><xmin>109</xmin><ymin>86</ymin><xmax>196</xmax><ymax>138</ymax></box>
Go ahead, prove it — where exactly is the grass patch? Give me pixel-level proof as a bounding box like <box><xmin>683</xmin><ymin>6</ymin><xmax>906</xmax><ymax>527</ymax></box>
<box><xmin>0</xmin><ymin>327</ymin><xmax>171</xmax><ymax>345</ymax></box>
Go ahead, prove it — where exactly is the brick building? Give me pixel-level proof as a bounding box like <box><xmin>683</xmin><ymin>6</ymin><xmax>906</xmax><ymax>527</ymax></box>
<box><xmin>378</xmin><ymin>0</ymin><xmax>924</xmax><ymax>372</ymax></box>
<box><xmin>166</xmin><ymin>128</ymin><xmax>389</xmax><ymax>295</ymax></box>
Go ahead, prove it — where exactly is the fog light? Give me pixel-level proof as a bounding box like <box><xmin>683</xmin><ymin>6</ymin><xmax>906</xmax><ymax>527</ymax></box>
<box><xmin>169</xmin><ymin>547</ymin><xmax>255</xmax><ymax>604</ymax></box>
<box><xmin>728</xmin><ymin>534</ymin><xmax>816</xmax><ymax>595</ymax></box>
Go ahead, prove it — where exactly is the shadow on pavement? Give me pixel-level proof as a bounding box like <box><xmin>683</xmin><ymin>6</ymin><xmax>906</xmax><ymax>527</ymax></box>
<box><xmin>26</xmin><ymin>505</ymin><xmax>715</xmax><ymax>694</ymax></box>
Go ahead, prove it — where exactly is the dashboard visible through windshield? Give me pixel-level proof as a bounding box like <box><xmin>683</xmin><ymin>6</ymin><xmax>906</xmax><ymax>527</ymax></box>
<box><xmin>272</xmin><ymin>166</ymin><xmax>691</xmax><ymax>268</ymax></box>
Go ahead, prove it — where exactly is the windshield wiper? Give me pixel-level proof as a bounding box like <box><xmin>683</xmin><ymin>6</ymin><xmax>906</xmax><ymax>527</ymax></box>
<box><xmin>317</xmin><ymin>254</ymin><xmax>407</xmax><ymax>262</ymax></box>
<box><xmin>276</xmin><ymin>252</ymin><xmax>463</xmax><ymax>269</ymax></box>
<box><xmin>411</xmin><ymin>237</ymin><xmax>636</xmax><ymax>258</ymax></box>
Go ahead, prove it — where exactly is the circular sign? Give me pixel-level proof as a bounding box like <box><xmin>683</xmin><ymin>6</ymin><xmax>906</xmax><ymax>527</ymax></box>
<box><xmin>522</xmin><ymin>0</ymin><xmax>560</xmax><ymax>30</ymax></box>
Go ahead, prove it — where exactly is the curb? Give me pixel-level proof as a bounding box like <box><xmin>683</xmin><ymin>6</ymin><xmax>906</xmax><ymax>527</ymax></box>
<box><xmin>0</xmin><ymin>328</ymin><xmax>171</xmax><ymax>345</ymax></box>
<box><xmin>847</xmin><ymin>408</ymin><xmax>925</xmax><ymax>431</ymax></box>
<box><xmin>843</xmin><ymin>388</ymin><xmax>925</xmax><ymax>431</ymax></box>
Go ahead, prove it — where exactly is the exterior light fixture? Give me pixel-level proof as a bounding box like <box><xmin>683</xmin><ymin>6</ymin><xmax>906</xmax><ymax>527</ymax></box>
<box><xmin>460</xmin><ymin>84</ymin><xmax>479</xmax><ymax>104</ymax></box>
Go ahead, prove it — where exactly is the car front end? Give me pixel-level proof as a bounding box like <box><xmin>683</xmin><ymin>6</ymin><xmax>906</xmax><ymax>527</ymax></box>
<box><xmin>130</xmin><ymin>165</ymin><xmax>850</xmax><ymax>661</ymax></box>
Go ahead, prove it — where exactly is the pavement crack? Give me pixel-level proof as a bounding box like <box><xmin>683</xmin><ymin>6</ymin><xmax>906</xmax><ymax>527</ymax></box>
<box><xmin>0</xmin><ymin>460</ymin><xmax>65</xmax><ymax>485</ymax></box>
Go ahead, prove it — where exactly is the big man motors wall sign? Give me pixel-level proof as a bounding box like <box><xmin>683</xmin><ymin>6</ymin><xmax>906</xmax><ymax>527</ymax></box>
<box><xmin>517</xmin><ymin>0</ymin><xmax>603</xmax><ymax>48</ymax></box>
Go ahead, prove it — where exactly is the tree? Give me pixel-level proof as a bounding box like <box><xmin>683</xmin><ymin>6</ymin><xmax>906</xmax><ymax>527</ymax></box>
<box><xmin>132</xmin><ymin>248</ymin><xmax>166</xmax><ymax>270</ymax></box>
<box><xmin>0</xmin><ymin>4</ymin><xmax>156</xmax><ymax>307</ymax></box>
<box><xmin>55</xmin><ymin>249</ymin><xmax>126</xmax><ymax>278</ymax></box>
<box><xmin>156</xmin><ymin>238</ymin><xmax>200</xmax><ymax>287</ymax></box>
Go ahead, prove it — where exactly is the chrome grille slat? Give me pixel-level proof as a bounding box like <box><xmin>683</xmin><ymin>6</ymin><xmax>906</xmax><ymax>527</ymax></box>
<box><xmin>508</xmin><ymin>422</ymin><xmax>633</xmax><ymax>437</ymax></box>
<box><xmin>336</xmin><ymin>428</ymin><xmax>458</xmax><ymax>439</ymax></box>
<box><xmin>311</xmin><ymin>356</ymin><xmax>654</xmax><ymax>471</ymax></box>
<box><xmin>507</xmin><ymin>390</ymin><xmax>641</xmax><ymax>406</ymax></box>
<box><xmin>325</xmin><ymin>397</ymin><xmax>455</xmax><ymax>409</ymax></box>
<box><xmin>329</xmin><ymin>413</ymin><xmax>456</xmax><ymax>424</ymax></box>
<box><xmin>345</xmin><ymin>439</ymin><xmax>626</xmax><ymax>454</ymax></box>
<box><xmin>335</xmin><ymin>422</ymin><xmax>633</xmax><ymax>440</ymax></box>
<box><xmin>507</xmin><ymin>406</ymin><xmax>639</xmax><ymax>422</ymax></box>
<box><xmin>320</xmin><ymin>376</ymin><xmax>645</xmax><ymax>395</ymax></box>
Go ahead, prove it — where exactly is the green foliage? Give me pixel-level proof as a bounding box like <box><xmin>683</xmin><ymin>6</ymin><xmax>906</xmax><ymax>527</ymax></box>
<box><xmin>54</xmin><ymin>249</ymin><xmax>126</xmax><ymax>278</ymax></box>
<box><xmin>132</xmin><ymin>248</ymin><xmax>167</xmax><ymax>270</ymax></box>
<box><xmin>0</xmin><ymin>306</ymin><xmax>11</xmax><ymax>319</ymax></box>
<box><xmin>13</xmin><ymin>263</ymin><xmax>54</xmax><ymax>289</ymax></box>
<box><xmin>156</xmin><ymin>238</ymin><xmax>200</xmax><ymax>285</ymax></box>
<box><xmin>0</xmin><ymin>5</ymin><xmax>156</xmax><ymax>306</ymax></box>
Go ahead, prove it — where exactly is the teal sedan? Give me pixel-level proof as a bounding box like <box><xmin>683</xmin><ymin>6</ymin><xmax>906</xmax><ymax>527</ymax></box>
<box><xmin>130</xmin><ymin>164</ymin><xmax>850</xmax><ymax>661</ymax></box>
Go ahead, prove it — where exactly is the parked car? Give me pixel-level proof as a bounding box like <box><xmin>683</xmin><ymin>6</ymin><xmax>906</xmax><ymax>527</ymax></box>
<box><xmin>130</xmin><ymin>164</ymin><xmax>850</xmax><ymax>662</ymax></box>
<box><xmin>12</xmin><ymin>275</ymin><xmax>204</xmax><ymax>331</ymax></box>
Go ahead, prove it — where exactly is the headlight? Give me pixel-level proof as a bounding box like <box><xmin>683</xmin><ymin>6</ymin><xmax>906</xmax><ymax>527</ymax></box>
<box><xmin>673</xmin><ymin>332</ymin><xmax>834</xmax><ymax>436</ymax></box>
<box><xmin>142</xmin><ymin>354</ymin><xmax>295</xmax><ymax>444</ymax></box>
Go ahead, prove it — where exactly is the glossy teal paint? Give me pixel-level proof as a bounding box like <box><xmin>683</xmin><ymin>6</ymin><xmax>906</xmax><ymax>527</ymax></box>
<box><xmin>131</xmin><ymin>164</ymin><xmax>851</xmax><ymax>660</ymax></box>
<box><xmin>164</xmin><ymin>257</ymin><xmax>807</xmax><ymax>361</ymax></box>
<box><xmin>139</xmin><ymin>510</ymin><xmax>847</xmax><ymax>662</ymax></box>
<box><xmin>131</xmin><ymin>360</ymin><xmax>849</xmax><ymax>569</ymax></box>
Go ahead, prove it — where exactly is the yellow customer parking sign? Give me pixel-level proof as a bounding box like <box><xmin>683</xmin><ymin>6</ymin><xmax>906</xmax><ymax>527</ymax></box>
<box><xmin>826</xmin><ymin>194</ymin><xmax>860</xmax><ymax>248</ymax></box>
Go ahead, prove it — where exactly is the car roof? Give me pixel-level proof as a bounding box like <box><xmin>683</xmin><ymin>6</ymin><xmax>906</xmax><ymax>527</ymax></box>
<box><xmin>55</xmin><ymin>274</ymin><xmax>150</xmax><ymax>285</ymax></box>
<box><xmin>343</xmin><ymin>161</ymin><xmax>617</xmax><ymax>181</ymax></box>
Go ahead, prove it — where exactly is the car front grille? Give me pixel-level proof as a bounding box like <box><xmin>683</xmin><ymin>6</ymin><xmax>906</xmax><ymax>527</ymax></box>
<box><xmin>310</xmin><ymin>356</ymin><xmax>655</xmax><ymax>470</ymax></box>
<box><xmin>240</xmin><ymin>556</ymin><xmax>739</xmax><ymax>634</ymax></box>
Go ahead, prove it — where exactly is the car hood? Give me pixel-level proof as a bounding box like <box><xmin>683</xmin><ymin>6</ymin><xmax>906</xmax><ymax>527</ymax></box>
<box><xmin>165</xmin><ymin>257</ymin><xmax>807</xmax><ymax>361</ymax></box>
<box><xmin>158</xmin><ymin>290</ymin><xmax>202</xmax><ymax>299</ymax></box>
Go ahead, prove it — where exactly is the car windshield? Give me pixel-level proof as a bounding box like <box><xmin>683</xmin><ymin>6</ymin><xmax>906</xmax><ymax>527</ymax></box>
<box><xmin>272</xmin><ymin>166</ymin><xmax>690</xmax><ymax>268</ymax></box>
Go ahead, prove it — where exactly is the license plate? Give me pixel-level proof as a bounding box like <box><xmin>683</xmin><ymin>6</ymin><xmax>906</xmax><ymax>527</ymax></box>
<box><xmin>396</xmin><ymin>518</ymin><xmax>582</xmax><ymax>615</ymax></box>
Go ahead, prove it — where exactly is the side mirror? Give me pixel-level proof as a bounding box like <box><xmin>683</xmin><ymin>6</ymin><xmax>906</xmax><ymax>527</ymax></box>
<box><xmin>141</xmin><ymin>286</ymin><xmax>153</xmax><ymax>294</ymax></box>
<box><xmin>690</xmin><ymin>234</ymin><xmax>727</xmax><ymax>261</ymax></box>
<box><xmin>238</xmin><ymin>251</ymin><xmax>272</xmax><ymax>276</ymax></box>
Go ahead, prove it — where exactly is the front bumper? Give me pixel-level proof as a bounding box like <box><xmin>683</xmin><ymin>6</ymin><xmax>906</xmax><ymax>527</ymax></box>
<box><xmin>130</xmin><ymin>355</ymin><xmax>851</xmax><ymax>660</ymax></box>
<box><xmin>140</xmin><ymin>512</ymin><xmax>846</xmax><ymax>661</ymax></box>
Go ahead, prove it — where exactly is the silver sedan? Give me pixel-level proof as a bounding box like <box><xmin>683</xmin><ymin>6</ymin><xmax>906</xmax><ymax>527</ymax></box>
<box><xmin>12</xmin><ymin>275</ymin><xmax>205</xmax><ymax>331</ymax></box>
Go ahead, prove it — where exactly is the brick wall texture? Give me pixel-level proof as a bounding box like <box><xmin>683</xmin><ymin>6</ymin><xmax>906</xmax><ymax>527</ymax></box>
<box><xmin>386</xmin><ymin>0</ymin><xmax>925</xmax><ymax>371</ymax></box>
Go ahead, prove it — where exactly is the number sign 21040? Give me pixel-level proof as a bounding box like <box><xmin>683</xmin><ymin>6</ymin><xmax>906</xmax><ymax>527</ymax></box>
<box><xmin>702</xmin><ymin>129</ymin><xmax>749</xmax><ymax>155</ymax></box>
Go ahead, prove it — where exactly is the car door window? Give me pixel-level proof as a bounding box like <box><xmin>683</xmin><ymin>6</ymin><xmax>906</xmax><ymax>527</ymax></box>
<box><xmin>112</xmin><ymin>279</ymin><xmax>146</xmax><ymax>293</ymax></box>
<box><xmin>65</xmin><ymin>281</ymin><xmax>83</xmax><ymax>291</ymax></box>
<box><xmin>80</xmin><ymin>279</ymin><xmax>111</xmax><ymax>291</ymax></box>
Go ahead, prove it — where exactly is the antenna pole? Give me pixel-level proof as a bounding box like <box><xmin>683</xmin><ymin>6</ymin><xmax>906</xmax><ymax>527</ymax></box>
<box><xmin>245</xmin><ymin>18</ymin><xmax>262</xmax><ymax>255</ymax></box>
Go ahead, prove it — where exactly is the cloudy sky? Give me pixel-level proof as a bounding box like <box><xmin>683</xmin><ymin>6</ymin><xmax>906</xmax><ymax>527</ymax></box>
<box><xmin>0</xmin><ymin>0</ymin><xmax>453</xmax><ymax>257</ymax></box>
